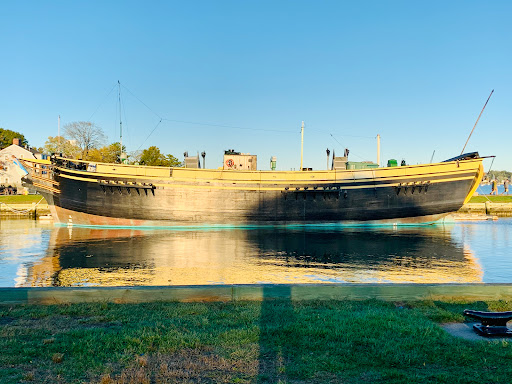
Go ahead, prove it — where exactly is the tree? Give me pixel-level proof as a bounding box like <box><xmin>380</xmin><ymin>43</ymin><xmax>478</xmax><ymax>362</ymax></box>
<box><xmin>165</xmin><ymin>154</ymin><xmax>182</xmax><ymax>167</ymax></box>
<box><xmin>128</xmin><ymin>150</ymin><xmax>142</xmax><ymax>165</ymax></box>
<box><xmin>86</xmin><ymin>142</ymin><xmax>126</xmax><ymax>163</ymax></box>
<box><xmin>85</xmin><ymin>148</ymin><xmax>103</xmax><ymax>162</ymax></box>
<box><xmin>101</xmin><ymin>142</ymin><xmax>125</xmax><ymax>164</ymax></box>
<box><xmin>63</xmin><ymin>121</ymin><xmax>106</xmax><ymax>158</ymax></box>
<box><xmin>487</xmin><ymin>170</ymin><xmax>512</xmax><ymax>183</ymax></box>
<box><xmin>0</xmin><ymin>128</ymin><xmax>28</xmax><ymax>149</ymax></box>
<box><xmin>139</xmin><ymin>146</ymin><xmax>183</xmax><ymax>167</ymax></box>
<box><xmin>43</xmin><ymin>136</ymin><xmax>81</xmax><ymax>158</ymax></box>
<box><xmin>140</xmin><ymin>146</ymin><xmax>166</xmax><ymax>166</ymax></box>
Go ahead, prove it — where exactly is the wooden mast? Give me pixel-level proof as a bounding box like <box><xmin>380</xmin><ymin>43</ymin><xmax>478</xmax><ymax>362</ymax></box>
<box><xmin>300</xmin><ymin>121</ymin><xmax>304</xmax><ymax>171</ymax></box>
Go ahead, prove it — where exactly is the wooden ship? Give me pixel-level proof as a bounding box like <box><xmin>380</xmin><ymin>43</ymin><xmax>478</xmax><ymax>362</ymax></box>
<box><xmin>17</xmin><ymin>148</ymin><xmax>484</xmax><ymax>227</ymax></box>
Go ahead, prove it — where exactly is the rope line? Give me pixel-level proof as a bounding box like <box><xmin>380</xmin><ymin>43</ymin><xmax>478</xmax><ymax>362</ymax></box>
<box><xmin>0</xmin><ymin>197</ymin><xmax>45</xmax><ymax>214</ymax></box>
<box><xmin>120</xmin><ymin>83</ymin><xmax>164</xmax><ymax>120</ymax></box>
<box><xmin>480</xmin><ymin>157</ymin><xmax>496</xmax><ymax>203</ymax></box>
<box><xmin>136</xmin><ymin>119</ymin><xmax>163</xmax><ymax>151</ymax></box>
<box><xmin>87</xmin><ymin>83</ymin><xmax>118</xmax><ymax>121</ymax></box>
<box><xmin>161</xmin><ymin>118</ymin><xmax>296</xmax><ymax>133</ymax></box>
<box><xmin>117</xmin><ymin>81</ymin><xmax>376</xmax><ymax>162</ymax></box>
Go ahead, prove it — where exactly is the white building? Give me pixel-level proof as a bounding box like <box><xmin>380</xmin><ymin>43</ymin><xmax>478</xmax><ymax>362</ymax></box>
<box><xmin>0</xmin><ymin>139</ymin><xmax>40</xmax><ymax>191</ymax></box>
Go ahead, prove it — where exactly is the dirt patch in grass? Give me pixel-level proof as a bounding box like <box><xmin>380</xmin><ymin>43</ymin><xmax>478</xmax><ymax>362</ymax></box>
<box><xmin>0</xmin><ymin>317</ymin><xmax>16</xmax><ymax>326</ymax></box>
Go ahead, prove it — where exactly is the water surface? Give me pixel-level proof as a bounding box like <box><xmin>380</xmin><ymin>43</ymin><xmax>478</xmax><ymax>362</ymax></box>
<box><xmin>0</xmin><ymin>218</ymin><xmax>511</xmax><ymax>287</ymax></box>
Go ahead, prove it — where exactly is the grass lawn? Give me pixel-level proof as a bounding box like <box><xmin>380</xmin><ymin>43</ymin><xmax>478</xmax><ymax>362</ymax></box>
<box><xmin>1</xmin><ymin>299</ymin><xmax>512</xmax><ymax>384</ymax></box>
<box><xmin>469</xmin><ymin>195</ymin><xmax>512</xmax><ymax>203</ymax></box>
<box><xmin>0</xmin><ymin>195</ymin><xmax>47</xmax><ymax>204</ymax></box>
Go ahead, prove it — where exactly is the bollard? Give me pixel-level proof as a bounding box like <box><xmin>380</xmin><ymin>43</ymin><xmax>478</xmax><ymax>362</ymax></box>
<box><xmin>485</xmin><ymin>200</ymin><xmax>491</xmax><ymax>215</ymax></box>
<box><xmin>464</xmin><ymin>309</ymin><xmax>512</xmax><ymax>337</ymax></box>
<box><xmin>32</xmin><ymin>202</ymin><xmax>37</xmax><ymax>219</ymax></box>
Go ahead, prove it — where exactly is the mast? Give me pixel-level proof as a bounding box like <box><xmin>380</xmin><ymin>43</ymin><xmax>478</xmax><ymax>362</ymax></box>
<box><xmin>118</xmin><ymin>80</ymin><xmax>123</xmax><ymax>162</ymax></box>
<box><xmin>376</xmin><ymin>134</ymin><xmax>380</xmax><ymax>166</ymax></box>
<box><xmin>300</xmin><ymin>121</ymin><xmax>304</xmax><ymax>171</ymax></box>
<box><xmin>430</xmin><ymin>150</ymin><xmax>436</xmax><ymax>163</ymax></box>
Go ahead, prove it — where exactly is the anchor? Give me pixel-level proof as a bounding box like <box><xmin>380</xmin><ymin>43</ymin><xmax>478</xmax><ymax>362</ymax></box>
<box><xmin>463</xmin><ymin>310</ymin><xmax>512</xmax><ymax>337</ymax></box>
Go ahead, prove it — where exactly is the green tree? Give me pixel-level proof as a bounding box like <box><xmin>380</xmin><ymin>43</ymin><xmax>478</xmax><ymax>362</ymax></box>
<box><xmin>0</xmin><ymin>128</ymin><xmax>28</xmax><ymax>149</ymax></box>
<box><xmin>102</xmin><ymin>142</ymin><xmax>126</xmax><ymax>163</ymax></box>
<box><xmin>43</xmin><ymin>136</ymin><xmax>81</xmax><ymax>158</ymax></box>
<box><xmin>139</xmin><ymin>146</ymin><xmax>183</xmax><ymax>167</ymax></box>
<box><xmin>87</xmin><ymin>142</ymin><xmax>126</xmax><ymax>163</ymax></box>
<box><xmin>165</xmin><ymin>154</ymin><xmax>182</xmax><ymax>167</ymax></box>
<box><xmin>140</xmin><ymin>146</ymin><xmax>166</xmax><ymax>166</ymax></box>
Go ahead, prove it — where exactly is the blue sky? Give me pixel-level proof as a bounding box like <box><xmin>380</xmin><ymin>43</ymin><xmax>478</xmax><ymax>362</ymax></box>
<box><xmin>1</xmin><ymin>1</ymin><xmax>510</xmax><ymax>171</ymax></box>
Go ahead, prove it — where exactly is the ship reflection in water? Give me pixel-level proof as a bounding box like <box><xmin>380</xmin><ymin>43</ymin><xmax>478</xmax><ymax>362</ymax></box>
<box><xmin>18</xmin><ymin>223</ymin><xmax>483</xmax><ymax>287</ymax></box>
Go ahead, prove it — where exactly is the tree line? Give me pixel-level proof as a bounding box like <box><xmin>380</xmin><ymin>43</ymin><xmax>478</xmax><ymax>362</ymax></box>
<box><xmin>486</xmin><ymin>170</ymin><xmax>511</xmax><ymax>182</ymax></box>
<box><xmin>0</xmin><ymin>122</ymin><xmax>182</xmax><ymax>167</ymax></box>
<box><xmin>0</xmin><ymin>128</ymin><xmax>28</xmax><ymax>149</ymax></box>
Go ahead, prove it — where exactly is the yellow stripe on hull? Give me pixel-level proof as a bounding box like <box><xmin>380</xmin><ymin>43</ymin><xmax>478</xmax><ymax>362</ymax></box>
<box><xmin>52</xmin><ymin>158</ymin><xmax>482</xmax><ymax>185</ymax></box>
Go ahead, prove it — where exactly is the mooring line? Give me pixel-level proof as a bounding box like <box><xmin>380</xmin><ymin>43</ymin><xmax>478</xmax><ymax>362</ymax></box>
<box><xmin>0</xmin><ymin>197</ymin><xmax>45</xmax><ymax>214</ymax></box>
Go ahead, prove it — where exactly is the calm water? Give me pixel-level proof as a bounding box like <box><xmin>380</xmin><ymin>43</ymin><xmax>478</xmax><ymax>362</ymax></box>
<box><xmin>0</xmin><ymin>218</ymin><xmax>511</xmax><ymax>287</ymax></box>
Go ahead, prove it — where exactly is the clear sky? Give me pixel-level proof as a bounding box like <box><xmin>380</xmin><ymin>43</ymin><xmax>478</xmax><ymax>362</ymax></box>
<box><xmin>1</xmin><ymin>0</ymin><xmax>510</xmax><ymax>171</ymax></box>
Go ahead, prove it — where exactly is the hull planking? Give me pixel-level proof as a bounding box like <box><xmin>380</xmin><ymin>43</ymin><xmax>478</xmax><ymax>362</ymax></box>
<box><xmin>21</xmin><ymin>156</ymin><xmax>484</xmax><ymax>227</ymax></box>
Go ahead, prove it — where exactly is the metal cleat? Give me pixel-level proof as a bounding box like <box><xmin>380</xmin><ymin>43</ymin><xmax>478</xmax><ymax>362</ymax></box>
<box><xmin>463</xmin><ymin>310</ymin><xmax>512</xmax><ymax>337</ymax></box>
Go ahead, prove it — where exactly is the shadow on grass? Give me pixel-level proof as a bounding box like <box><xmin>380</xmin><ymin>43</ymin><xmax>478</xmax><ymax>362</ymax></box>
<box><xmin>258</xmin><ymin>285</ymin><xmax>295</xmax><ymax>383</ymax></box>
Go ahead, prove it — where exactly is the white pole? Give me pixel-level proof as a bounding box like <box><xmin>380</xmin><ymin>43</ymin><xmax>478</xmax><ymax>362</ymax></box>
<box><xmin>58</xmin><ymin>115</ymin><xmax>61</xmax><ymax>153</ymax></box>
<box><xmin>300</xmin><ymin>121</ymin><xmax>304</xmax><ymax>171</ymax></box>
<box><xmin>118</xmin><ymin>80</ymin><xmax>123</xmax><ymax>162</ymax></box>
<box><xmin>376</xmin><ymin>134</ymin><xmax>380</xmax><ymax>166</ymax></box>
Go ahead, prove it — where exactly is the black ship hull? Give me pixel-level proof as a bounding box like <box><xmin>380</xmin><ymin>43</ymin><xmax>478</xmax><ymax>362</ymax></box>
<box><xmin>21</xmin><ymin>156</ymin><xmax>484</xmax><ymax>227</ymax></box>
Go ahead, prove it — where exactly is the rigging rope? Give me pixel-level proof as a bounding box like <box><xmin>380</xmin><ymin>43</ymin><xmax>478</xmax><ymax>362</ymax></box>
<box><xmin>480</xmin><ymin>157</ymin><xmax>496</xmax><ymax>203</ymax></box>
<box><xmin>136</xmin><ymin>119</ymin><xmax>162</xmax><ymax>151</ymax></box>
<box><xmin>117</xmin><ymin>81</ymin><xmax>377</xmax><ymax>162</ymax></box>
<box><xmin>87</xmin><ymin>83</ymin><xmax>118</xmax><ymax>121</ymax></box>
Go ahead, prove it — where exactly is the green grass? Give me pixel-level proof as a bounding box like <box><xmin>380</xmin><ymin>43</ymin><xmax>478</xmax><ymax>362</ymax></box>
<box><xmin>1</xmin><ymin>299</ymin><xmax>512</xmax><ymax>383</ymax></box>
<box><xmin>469</xmin><ymin>195</ymin><xmax>512</xmax><ymax>203</ymax></box>
<box><xmin>0</xmin><ymin>195</ymin><xmax>47</xmax><ymax>204</ymax></box>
